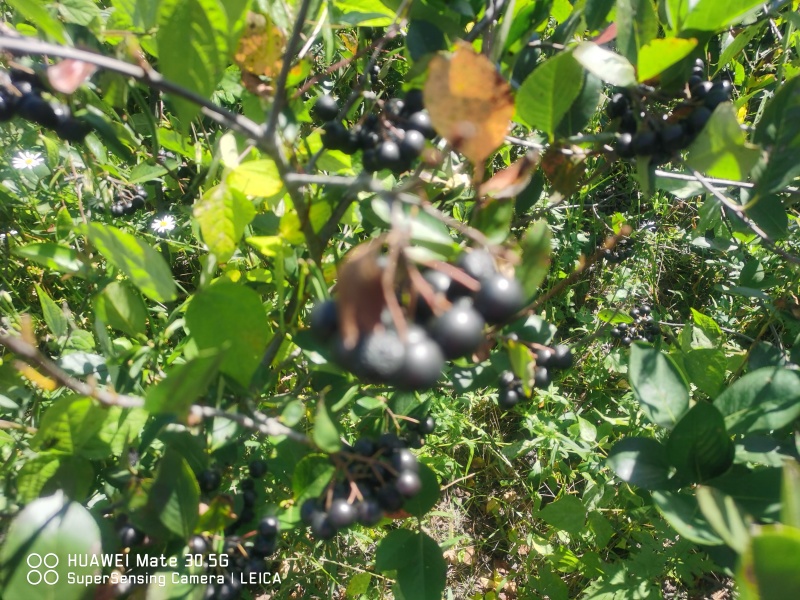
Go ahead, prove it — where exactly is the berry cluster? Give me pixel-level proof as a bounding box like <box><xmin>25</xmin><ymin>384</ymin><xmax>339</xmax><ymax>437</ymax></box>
<box><xmin>301</xmin><ymin>433</ymin><xmax>423</xmax><ymax>540</ymax></box>
<box><xmin>310</xmin><ymin>249</ymin><xmax>525</xmax><ymax>390</ymax></box>
<box><xmin>313</xmin><ymin>89</ymin><xmax>435</xmax><ymax>173</ymax></box>
<box><xmin>610</xmin><ymin>59</ymin><xmax>733</xmax><ymax>161</ymax></box>
<box><xmin>599</xmin><ymin>236</ymin><xmax>634</xmax><ymax>263</ymax></box>
<box><xmin>107</xmin><ymin>185</ymin><xmax>148</xmax><ymax>216</ymax></box>
<box><xmin>0</xmin><ymin>68</ymin><xmax>90</xmax><ymax>142</ymax></box>
<box><xmin>497</xmin><ymin>344</ymin><xmax>573</xmax><ymax>408</ymax></box>
<box><xmin>609</xmin><ymin>304</ymin><xmax>660</xmax><ymax>346</ymax></box>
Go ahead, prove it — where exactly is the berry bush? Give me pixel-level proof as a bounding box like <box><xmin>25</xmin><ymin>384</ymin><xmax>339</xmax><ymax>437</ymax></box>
<box><xmin>0</xmin><ymin>1</ymin><xmax>799</xmax><ymax>600</ymax></box>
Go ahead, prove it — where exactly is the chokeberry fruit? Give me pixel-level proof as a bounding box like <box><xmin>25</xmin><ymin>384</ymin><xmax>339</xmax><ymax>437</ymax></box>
<box><xmin>240</xmin><ymin>477</ymin><xmax>255</xmax><ymax>491</ymax></box>
<box><xmin>385</xmin><ymin>98</ymin><xmax>405</xmax><ymax>116</ymax></box>
<box><xmin>376</xmin><ymin>484</ymin><xmax>404</xmax><ymax>511</ymax></box>
<box><xmin>399</xmin><ymin>129</ymin><xmax>425</xmax><ymax>160</ymax></box>
<box><xmin>328</xmin><ymin>498</ymin><xmax>357</xmax><ymax>529</ymax></box>
<box><xmin>455</xmin><ymin>249</ymin><xmax>496</xmax><ymax>284</ymax></box>
<box><xmin>607</xmin><ymin>93</ymin><xmax>630</xmax><ymax>119</ymax></box>
<box><xmin>378</xmin><ymin>432</ymin><xmax>405</xmax><ymax>451</ymax></box>
<box><xmin>406</xmin><ymin>110</ymin><xmax>436</xmax><ymax>139</ymax></box>
<box><xmin>704</xmin><ymin>80</ymin><xmax>732</xmax><ymax>110</ymax></box>
<box><xmin>499</xmin><ymin>370</ymin><xmax>516</xmax><ymax>387</ymax></box>
<box><xmin>217</xmin><ymin>575</ymin><xmax>241</xmax><ymax>600</ymax></box>
<box><xmin>616</xmin><ymin>132</ymin><xmax>634</xmax><ymax>158</ymax></box>
<box><xmin>353</xmin><ymin>437</ymin><xmax>376</xmax><ymax>456</ymax></box>
<box><xmin>249</xmin><ymin>459</ymin><xmax>268</xmax><ymax>479</ymax></box>
<box><xmin>659</xmin><ymin>123</ymin><xmax>685</xmax><ymax>153</ymax></box>
<box><xmin>391</xmin><ymin>448</ymin><xmax>419</xmax><ymax>473</ymax></box>
<box><xmin>533</xmin><ymin>366</ymin><xmax>551</xmax><ymax>388</ymax></box>
<box><xmin>310</xmin><ymin>511</ymin><xmax>336</xmax><ymax>540</ymax></box>
<box><xmin>550</xmin><ymin>345</ymin><xmax>573</xmax><ymax>369</ymax></box>
<box><xmin>394</xmin><ymin>330</ymin><xmax>444</xmax><ymax>390</ymax></box>
<box><xmin>310</xmin><ymin>300</ymin><xmax>338</xmax><ymax>342</ymax></box>
<box><xmin>685</xmin><ymin>107</ymin><xmax>711</xmax><ymax>134</ymax></box>
<box><xmin>322</xmin><ymin>121</ymin><xmax>349</xmax><ymax>150</ymax></box>
<box><xmin>631</xmin><ymin>130</ymin><xmax>659</xmax><ymax>156</ymax></box>
<box><xmin>242</xmin><ymin>488</ymin><xmax>257</xmax><ymax>506</ymax></box>
<box><xmin>197</xmin><ymin>469</ymin><xmax>221</xmax><ymax>493</ymax></box>
<box><xmin>301</xmin><ymin>498</ymin><xmax>320</xmax><ymax>524</ymax></box>
<box><xmin>498</xmin><ymin>387</ymin><xmax>521</xmax><ymax>408</ymax></box>
<box><xmin>0</xmin><ymin>93</ymin><xmax>14</xmax><ymax>121</ymax></box>
<box><xmin>252</xmin><ymin>534</ymin><xmax>277</xmax><ymax>557</ymax></box>
<box><xmin>375</xmin><ymin>140</ymin><xmax>402</xmax><ymax>171</ymax></box>
<box><xmin>474</xmin><ymin>274</ymin><xmax>525</xmax><ymax>324</ymax></box>
<box><xmin>428</xmin><ymin>298</ymin><xmax>485</xmax><ymax>359</ymax></box>
<box><xmin>395</xmin><ymin>471</ymin><xmax>422</xmax><ymax>497</ymax></box>
<box><xmin>690</xmin><ymin>80</ymin><xmax>713</xmax><ymax>100</ymax></box>
<box><xmin>258</xmin><ymin>515</ymin><xmax>279</xmax><ymax>537</ymax></box>
<box><xmin>118</xmin><ymin>524</ymin><xmax>143</xmax><ymax>548</ymax></box>
<box><xmin>16</xmin><ymin>93</ymin><xmax>57</xmax><ymax>128</ymax></box>
<box><xmin>357</xmin><ymin>329</ymin><xmax>406</xmax><ymax>382</ymax></box>
<box><xmin>418</xmin><ymin>415</ymin><xmax>436</xmax><ymax>435</ymax></box>
<box><xmin>313</xmin><ymin>95</ymin><xmax>339</xmax><ymax>121</ymax></box>
<box><xmin>402</xmin><ymin>89</ymin><xmax>424</xmax><ymax>115</ymax></box>
<box><xmin>356</xmin><ymin>498</ymin><xmax>383</xmax><ymax>526</ymax></box>
<box><xmin>188</xmin><ymin>535</ymin><xmax>208</xmax><ymax>554</ymax></box>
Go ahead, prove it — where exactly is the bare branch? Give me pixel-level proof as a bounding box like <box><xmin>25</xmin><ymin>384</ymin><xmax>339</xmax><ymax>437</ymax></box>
<box><xmin>189</xmin><ymin>405</ymin><xmax>311</xmax><ymax>444</ymax></box>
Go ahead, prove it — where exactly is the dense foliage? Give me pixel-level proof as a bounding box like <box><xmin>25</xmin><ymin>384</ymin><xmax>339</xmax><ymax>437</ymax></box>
<box><xmin>1</xmin><ymin>0</ymin><xmax>799</xmax><ymax>599</ymax></box>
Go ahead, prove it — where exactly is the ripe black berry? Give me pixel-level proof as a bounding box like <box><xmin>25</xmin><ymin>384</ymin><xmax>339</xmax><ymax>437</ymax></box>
<box><xmin>310</xmin><ymin>300</ymin><xmax>338</xmax><ymax>342</ymax></box>
<box><xmin>378</xmin><ymin>432</ymin><xmax>405</xmax><ymax>451</ymax></box>
<box><xmin>498</xmin><ymin>387</ymin><xmax>521</xmax><ymax>408</ymax></box>
<box><xmin>418</xmin><ymin>415</ymin><xmax>436</xmax><ymax>435</ymax></box>
<box><xmin>499</xmin><ymin>370</ymin><xmax>516</xmax><ymax>387</ymax></box>
<box><xmin>252</xmin><ymin>534</ymin><xmax>277</xmax><ymax>557</ymax></box>
<box><xmin>188</xmin><ymin>535</ymin><xmax>207</xmax><ymax>554</ymax></box>
<box><xmin>16</xmin><ymin>93</ymin><xmax>58</xmax><ymax>128</ymax></box>
<box><xmin>607</xmin><ymin>93</ymin><xmax>630</xmax><ymax>119</ymax></box>
<box><xmin>393</xmin><ymin>327</ymin><xmax>444</xmax><ymax>390</ymax></box>
<box><xmin>616</xmin><ymin>133</ymin><xmax>634</xmax><ymax>158</ymax></box>
<box><xmin>550</xmin><ymin>345</ymin><xmax>573</xmax><ymax>370</ymax></box>
<box><xmin>249</xmin><ymin>459</ymin><xmax>268</xmax><ymax>478</ymax></box>
<box><xmin>242</xmin><ymin>489</ymin><xmax>257</xmax><ymax>506</ymax></box>
<box><xmin>301</xmin><ymin>498</ymin><xmax>320</xmax><ymax>524</ymax></box>
<box><xmin>217</xmin><ymin>575</ymin><xmax>241</xmax><ymax>600</ymax></box>
<box><xmin>685</xmin><ymin>107</ymin><xmax>711</xmax><ymax>134</ymax></box>
<box><xmin>399</xmin><ymin>129</ymin><xmax>425</xmax><ymax>160</ymax></box>
<box><xmin>0</xmin><ymin>93</ymin><xmax>14</xmax><ymax>121</ymax></box>
<box><xmin>197</xmin><ymin>469</ymin><xmax>221</xmax><ymax>493</ymax></box>
<box><xmin>456</xmin><ymin>249</ymin><xmax>496</xmax><ymax>283</ymax></box>
<box><xmin>428</xmin><ymin>298</ymin><xmax>485</xmax><ymax>359</ymax></box>
<box><xmin>313</xmin><ymin>95</ymin><xmax>340</xmax><ymax>121</ymax></box>
<box><xmin>258</xmin><ymin>515</ymin><xmax>279</xmax><ymax>537</ymax></box>
<box><xmin>704</xmin><ymin>80</ymin><xmax>732</xmax><ymax>110</ymax></box>
<box><xmin>376</xmin><ymin>484</ymin><xmax>404</xmax><ymax>511</ymax></box>
<box><xmin>356</xmin><ymin>329</ymin><xmax>406</xmax><ymax>382</ymax></box>
<box><xmin>402</xmin><ymin>89</ymin><xmax>424</xmax><ymax>115</ymax></box>
<box><xmin>395</xmin><ymin>471</ymin><xmax>422</xmax><ymax>497</ymax></box>
<box><xmin>353</xmin><ymin>437</ymin><xmax>377</xmax><ymax>456</ymax></box>
<box><xmin>391</xmin><ymin>448</ymin><xmax>419</xmax><ymax>473</ymax></box>
<box><xmin>356</xmin><ymin>498</ymin><xmax>383</xmax><ymax>525</ymax></box>
<box><xmin>533</xmin><ymin>366</ymin><xmax>551</xmax><ymax>388</ymax></box>
<box><xmin>118</xmin><ymin>524</ymin><xmax>143</xmax><ymax>548</ymax></box>
<box><xmin>659</xmin><ymin>123</ymin><xmax>685</xmax><ymax>153</ymax></box>
<box><xmin>474</xmin><ymin>274</ymin><xmax>524</xmax><ymax>323</ymax></box>
<box><xmin>690</xmin><ymin>80</ymin><xmax>713</xmax><ymax>100</ymax></box>
<box><xmin>385</xmin><ymin>98</ymin><xmax>405</xmax><ymax>116</ymax></box>
<box><xmin>310</xmin><ymin>511</ymin><xmax>336</xmax><ymax>540</ymax></box>
<box><xmin>328</xmin><ymin>498</ymin><xmax>357</xmax><ymax>529</ymax></box>
<box><xmin>322</xmin><ymin>120</ymin><xmax>349</xmax><ymax>150</ymax></box>
<box><xmin>406</xmin><ymin>110</ymin><xmax>436</xmax><ymax>139</ymax></box>
<box><xmin>631</xmin><ymin>130</ymin><xmax>659</xmax><ymax>155</ymax></box>
<box><xmin>375</xmin><ymin>140</ymin><xmax>402</xmax><ymax>171</ymax></box>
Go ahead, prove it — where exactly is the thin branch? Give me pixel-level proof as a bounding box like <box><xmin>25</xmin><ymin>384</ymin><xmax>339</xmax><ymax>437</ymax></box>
<box><xmin>264</xmin><ymin>0</ymin><xmax>314</xmax><ymax>142</ymax></box>
<box><xmin>465</xmin><ymin>0</ymin><xmax>508</xmax><ymax>43</ymax></box>
<box><xmin>0</xmin><ymin>419</ymin><xmax>37</xmax><ymax>434</ymax></box>
<box><xmin>688</xmin><ymin>168</ymin><xmax>800</xmax><ymax>265</ymax></box>
<box><xmin>0</xmin><ymin>29</ymin><xmax>265</xmax><ymax>145</ymax></box>
<box><xmin>0</xmin><ymin>331</ymin><xmax>144</xmax><ymax>408</ymax></box>
<box><xmin>655</xmin><ymin>169</ymin><xmax>800</xmax><ymax>194</ymax></box>
<box><xmin>189</xmin><ymin>405</ymin><xmax>311</xmax><ymax>444</ymax></box>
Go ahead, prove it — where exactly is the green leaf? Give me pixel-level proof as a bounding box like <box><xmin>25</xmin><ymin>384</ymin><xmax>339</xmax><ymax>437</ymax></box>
<box><xmin>691</xmin><ymin>308</ymin><xmax>723</xmax><ymax>343</ymax></box>
<box><xmin>710</xmin><ymin>467</ymin><xmax>783</xmax><ymax>522</ymax></box>
<box><xmin>782</xmin><ymin>462</ymin><xmax>800</xmax><ymax>529</ymax></box>
<box><xmin>556</xmin><ymin>72</ymin><xmax>603</xmax><ymax>137</ymax></box>
<box><xmin>505</xmin><ymin>314</ymin><xmax>556</xmax><ymax>345</ymax></box>
<box><xmin>31</xmin><ymin>396</ymin><xmax>111</xmax><ymax>459</ymax></box>
<box><xmin>129</xmin><ymin>162</ymin><xmax>168</xmax><ymax>183</ymax></box>
<box><xmin>573</xmin><ymin>42</ymin><xmax>637</xmax><ymax>87</ymax></box>
<box><xmin>666</xmin><ymin>402</ymin><xmax>734</xmax><ymax>483</ymax></box>
<box><xmin>110</xmin><ymin>0</ymin><xmax>160</xmax><ymax>31</ymax></box>
<box><xmin>35</xmin><ymin>284</ymin><xmax>67</xmax><ymax>339</ymax></box>
<box><xmin>470</xmin><ymin>198</ymin><xmax>513</xmax><ymax>245</ymax></box>
<box><xmin>94</xmin><ymin>281</ymin><xmax>148</xmax><ymax>337</ymax></box>
<box><xmin>518</xmin><ymin>220</ymin><xmax>551</xmax><ymax>299</ymax></box>
<box><xmin>345</xmin><ymin>572</ymin><xmax>372</xmax><ymax>598</ymax></box>
<box><xmin>4</xmin><ymin>0</ymin><xmax>66</xmax><ymax>43</ymax></box>
<box><xmin>148</xmin><ymin>449</ymin><xmax>200</xmax><ymax>538</ymax></box>
<box><xmin>145</xmin><ymin>352</ymin><xmax>223</xmax><ymax>417</ymax></box>
<box><xmin>737</xmin><ymin>526</ymin><xmax>800</xmax><ymax>600</ymax></box>
<box><xmin>696</xmin><ymin>486</ymin><xmax>750</xmax><ymax>553</ymax></box>
<box><xmin>368</xmin><ymin>196</ymin><xmax>457</xmax><ymax>259</ymax></box>
<box><xmin>56</xmin><ymin>207</ymin><xmax>72</xmax><ymax>241</ymax></box>
<box><xmin>714</xmin><ymin>367</ymin><xmax>800</xmax><ymax>435</ymax></box>
<box><xmin>226</xmin><ymin>159</ymin><xmax>284</xmax><ymax>198</ymax></box>
<box><xmin>17</xmin><ymin>453</ymin><xmax>63</xmax><ymax>503</ymax></box>
<box><xmin>403</xmin><ymin>463</ymin><xmax>440</xmax><ymax>518</ymax></box>
<box><xmin>753</xmin><ymin>76</ymin><xmax>800</xmax><ymax>194</ymax></box>
<box><xmin>539</xmin><ymin>495</ymin><xmax>586</xmax><ymax>535</ymax></box>
<box><xmin>331</xmin><ymin>0</ymin><xmax>394</xmax><ymax>26</ymax></box>
<box><xmin>85</xmin><ymin>223</ymin><xmax>177</xmax><ymax>303</ymax></box>
<box><xmin>507</xmin><ymin>339</ymin><xmax>535</xmax><ymax>384</ymax></box>
<box><xmin>312</xmin><ymin>398</ymin><xmax>341</xmax><ymax>453</ymax></box>
<box><xmin>652</xmin><ymin>490</ymin><xmax>725</xmax><ymax>545</ymax></box>
<box><xmin>744</xmin><ymin>193</ymin><xmax>788</xmax><ymax>241</ymax></box>
<box><xmin>516</xmin><ymin>51</ymin><xmax>584</xmax><ymax>138</ymax></box>
<box><xmin>685</xmin><ymin>103</ymin><xmax>760</xmax><ymax>181</ymax></box>
<box><xmin>56</xmin><ymin>0</ymin><xmax>101</xmax><ymax>25</ymax></box>
<box><xmin>14</xmin><ymin>243</ymin><xmax>86</xmax><ymax>275</ymax></box>
<box><xmin>637</xmin><ymin>37</ymin><xmax>697</xmax><ymax>82</ymax></box>
<box><xmin>682</xmin><ymin>0</ymin><xmax>764</xmax><ymax>32</ymax></box>
<box><xmin>629</xmin><ymin>344</ymin><xmax>690</xmax><ymax>429</ymax></box>
<box><xmin>193</xmin><ymin>184</ymin><xmax>256</xmax><ymax>263</ymax></box>
<box><xmin>607</xmin><ymin>437</ymin><xmax>673</xmax><ymax>490</ymax></box>
<box><xmin>157</xmin><ymin>0</ymin><xmax>229</xmax><ymax>124</ymax></box>
<box><xmin>375</xmin><ymin>530</ymin><xmax>447</xmax><ymax>600</ymax></box>
<box><xmin>292</xmin><ymin>455</ymin><xmax>335</xmax><ymax>502</ymax></box>
<box><xmin>184</xmin><ymin>282</ymin><xmax>271</xmax><ymax>387</ymax></box>
<box><xmin>615</xmin><ymin>0</ymin><xmax>658</xmax><ymax>64</ymax></box>
<box><xmin>0</xmin><ymin>492</ymin><xmax>101</xmax><ymax>600</ymax></box>
<box><xmin>598</xmin><ymin>309</ymin><xmax>634</xmax><ymax>324</ymax></box>
<box><xmin>682</xmin><ymin>348</ymin><xmax>727</xmax><ymax>397</ymax></box>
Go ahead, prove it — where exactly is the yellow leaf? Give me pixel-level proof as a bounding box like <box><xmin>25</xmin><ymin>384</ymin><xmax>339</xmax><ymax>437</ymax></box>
<box><xmin>227</xmin><ymin>159</ymin><xmax>283</xmax><ymax>198</ymax></box>
<box><xmin>424</xmin><ymin>41</ymin><xmax>515</xmax><ymax>166</ymax></box>
<box><xmin>233</xmin><ymin>12</ymin><xmax>285</xmax><ymax>78</ymax></box>
<box><xmin>15</xmin><ymin>362</ymin><xmax>57</xmax><ymax>391</ymax></box>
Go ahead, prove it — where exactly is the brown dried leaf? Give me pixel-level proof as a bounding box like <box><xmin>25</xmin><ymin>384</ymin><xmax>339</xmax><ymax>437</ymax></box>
<box><xmin>479</xmin><ymin>151</ymin><xmax>540</xmax><ymax>199</ymax></box>
<box><xmin>424</xmin><ymin>41</ymin><xmax>515</xmax><ymax>166</ymax></box>
<box><xmin>234</xmin><ymin>12</ymin><xmax>285</xmax><ymax>78</ymax></box>
<box><xmin>541</xmin><ymin>146</ymin><xmax>587</xmax><ymax>199</ymax></box>
<box><xmin>336</xmin><ymin>241</ymin><xmax>385</xmax><ymax>349</ymax></box>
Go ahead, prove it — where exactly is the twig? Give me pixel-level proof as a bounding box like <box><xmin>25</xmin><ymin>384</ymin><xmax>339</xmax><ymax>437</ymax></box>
<box><xmin>264</xmin><ymin>0</ymin><xmax>314</xmax><ymax>142</ymax></box>
<box><xmin>189</xmin><ymin>405</ymin><xmax>311</xmax><ymax>444</ymax></box>
<box><xmin>688</xmin><ymin>168</ymin><xmax>800</xmax><ymax>265</ymax></box>
<box><xmin>0</xmin><ymin>419</ymin><xmax>37</xmax><ymax>434</ymax></box>
<box><xmin>465</xmin><ymin>0</ymin><xmax>508</xmax><ymax>43</ymax></box>
<box><xmin>655</xmin><ymin>169</ymin><xmax>800</xmax><ymax>194</ymax></box>
<box><xmin>0</xmin><ymin>331</ymin><xmax>144</xmax><ymax>408</ymax></box>
<box><xmin>0</xmin><ymin>30</ymin><xmax>265</xmax><ymax>145</ymax></box>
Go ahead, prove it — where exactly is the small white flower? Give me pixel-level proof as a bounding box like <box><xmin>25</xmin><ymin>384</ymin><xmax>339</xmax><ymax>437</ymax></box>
<box><xmin>151</xmin><ymin>215</ymin><xmax>176</xmax><ymax>234</ymax></box>
<box><xmin>11</xmin><ymin>151</ymin><xmax>44</xmax><ymax>170</ymax></box>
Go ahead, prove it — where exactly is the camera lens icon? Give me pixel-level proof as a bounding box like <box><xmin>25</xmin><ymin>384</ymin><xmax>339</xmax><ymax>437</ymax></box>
<box><xmin>26</xmin><ymin>553</ymin><xmax>59</xmax><ymax>585</ymax></box>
